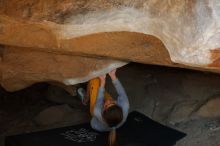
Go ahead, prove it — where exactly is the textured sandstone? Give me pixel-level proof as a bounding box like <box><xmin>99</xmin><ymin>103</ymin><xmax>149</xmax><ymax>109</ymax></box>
<box><xmin>1</xmin><ymin>47</ymin><xmax>126</xmax><ymax>91</ymax></box>
<box><xmin>1</xmin><ymin>0</ymin><xmax>220</xmax><ymax>91</ymax></box>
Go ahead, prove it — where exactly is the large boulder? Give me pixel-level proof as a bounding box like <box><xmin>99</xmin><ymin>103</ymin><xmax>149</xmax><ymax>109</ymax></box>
<box><xmin>1</xmin><ymin>0</ymin><xmax>220</xmax><ymax>91</ymax></box>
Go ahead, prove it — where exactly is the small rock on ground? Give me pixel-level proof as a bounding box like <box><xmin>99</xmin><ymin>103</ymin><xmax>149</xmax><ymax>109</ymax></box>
<box><xmin>34</xmin><ymin>104</ymin><xmax>90</xmax><ymax>126</ymax></box>
<box><xmin>195</xmin><ymin>95</ymin><xmax>220</xmax><ymax>118</ymax></box>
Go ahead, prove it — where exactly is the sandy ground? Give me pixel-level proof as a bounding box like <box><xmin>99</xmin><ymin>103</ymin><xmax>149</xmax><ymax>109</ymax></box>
<box><xmin>1</xmin><ymin>63</ymin><xmax>220</xmax><ymax>146</ymax></box>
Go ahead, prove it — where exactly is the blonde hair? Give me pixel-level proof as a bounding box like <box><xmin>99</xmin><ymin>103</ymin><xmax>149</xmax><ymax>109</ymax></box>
<box><xmin>109</xmin><ymin>128</ymin><xmax>116</xmax><ymax>146</ymax></box>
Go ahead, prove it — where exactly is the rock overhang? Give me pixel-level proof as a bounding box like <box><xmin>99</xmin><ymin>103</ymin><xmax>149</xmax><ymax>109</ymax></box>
<box><xmin>1</xmin><ymin>0</ymin><xmax>220</xmax><ymax>91</ymax></box>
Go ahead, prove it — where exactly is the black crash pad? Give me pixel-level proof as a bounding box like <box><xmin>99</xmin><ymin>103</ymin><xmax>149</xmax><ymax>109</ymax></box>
<box><xmin>5</xmin><ymin>111</ymin><xmax>186</xmax><ymax>146</ymax></box>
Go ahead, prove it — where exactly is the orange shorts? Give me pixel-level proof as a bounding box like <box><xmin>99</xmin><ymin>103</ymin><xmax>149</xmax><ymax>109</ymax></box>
<box><xmin>87</xmin><ymin>78</ymin><xmax>113</xmax><ymax>115</ymax></box>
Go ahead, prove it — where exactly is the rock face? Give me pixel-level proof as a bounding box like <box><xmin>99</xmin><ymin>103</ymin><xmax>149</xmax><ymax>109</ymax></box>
<box><xmin>1</xmin><ymin>47</ymin><xmax>126</xmax><ymax>91</ymax></box>
<box><xmin>195</xmin><ymin>95</ymin><xmax>220</xmax><ymax>118</ymax></box>
<box><xmin>1</xmin><ymin>0</ymin><xmax>220</xmax><ymax>91</ymax></box>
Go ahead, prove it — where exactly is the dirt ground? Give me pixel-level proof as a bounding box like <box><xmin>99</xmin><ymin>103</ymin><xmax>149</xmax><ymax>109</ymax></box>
<box><xmin>1</xmin><ymin>63</ymin><xmax>220</xmax><ymax>146</ymax></box>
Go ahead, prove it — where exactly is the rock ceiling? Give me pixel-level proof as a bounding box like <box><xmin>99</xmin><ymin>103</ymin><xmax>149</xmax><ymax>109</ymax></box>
<box><xmin>1</xmin><ymin>0</ymin><xmax>220</xmax><ymax>91</ymax></box>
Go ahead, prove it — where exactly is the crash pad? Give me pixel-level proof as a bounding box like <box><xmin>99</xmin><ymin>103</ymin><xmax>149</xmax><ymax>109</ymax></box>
<box><xmin>5</xmin><ymin>111</ymin><xmax>186</xmax><ymax>146</ymax></box>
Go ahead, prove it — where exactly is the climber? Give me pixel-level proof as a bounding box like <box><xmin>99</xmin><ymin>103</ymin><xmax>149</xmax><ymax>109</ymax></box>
<box><xmin>77</xmin><ymin>69</ymin><xmax>129</xmax><ymax>146</ymax></box>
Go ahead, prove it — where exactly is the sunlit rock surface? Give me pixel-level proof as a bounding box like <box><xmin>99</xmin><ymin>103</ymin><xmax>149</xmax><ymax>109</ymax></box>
<box><xmin>1</xmin><ymin>47</ymin><xmax>126</xmax><ymax>91</ymax></box>
<box><xmin>1</xmin><ymin>0</ymin><xmax>220</xmax><ymax>91</ymax></box>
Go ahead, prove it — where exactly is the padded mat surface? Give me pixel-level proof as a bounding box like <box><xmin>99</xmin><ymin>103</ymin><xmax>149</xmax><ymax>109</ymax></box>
<box><xmin>5</xmin><ymin>111</ymin><xmax>186</xmax><ymax>146</ymax></box>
